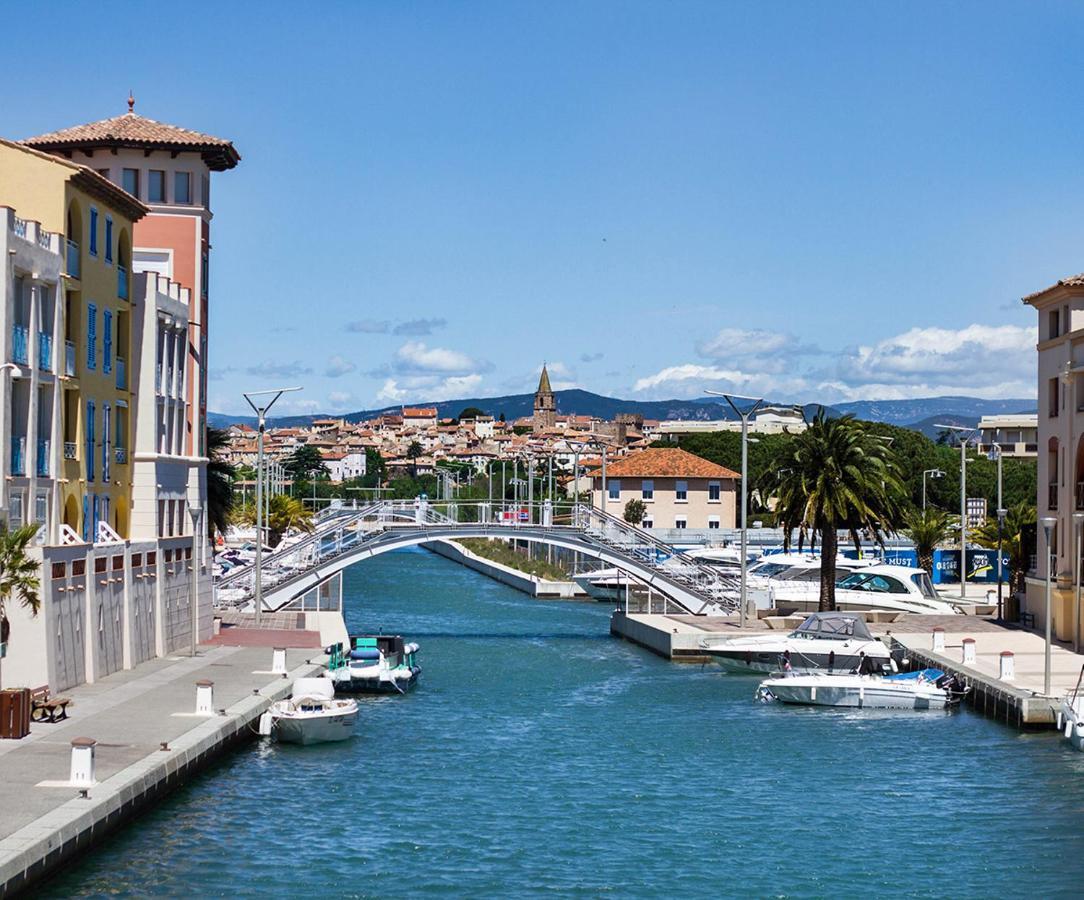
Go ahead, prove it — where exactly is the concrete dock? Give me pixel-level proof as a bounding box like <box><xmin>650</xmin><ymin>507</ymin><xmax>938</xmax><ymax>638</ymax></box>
<box><xmin>0</xmin><ymin>629</ymin><xmax>330</xmax><ymax>897</ymax></box>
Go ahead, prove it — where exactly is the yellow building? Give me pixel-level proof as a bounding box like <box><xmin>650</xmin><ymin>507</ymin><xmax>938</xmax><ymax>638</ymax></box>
<box><xmin>0</xmin><ymin>139</ymin><xmax>146</xmax><ymax>540</ymax></box>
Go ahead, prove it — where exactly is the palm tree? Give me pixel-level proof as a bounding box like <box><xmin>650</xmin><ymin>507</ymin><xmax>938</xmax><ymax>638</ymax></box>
<box><xmin>406</xmin><ymin>441</ymin><xmax>424</xmax><ymax>478</ymax></box>
<box><xmin>206</xmin><ymin>427</ymin><xmax>236</xmax><ymax>540</ymax></box>
<box><xmin>972</xmin><ymin>502</ymin><xmax>1035</xmax><ymax>597</ymax></box>
<box><xmin>902</xmin><ymin>506</ymin><xmax>955</xmax><ymax>576</ymax></box>
<box><xmin>0</xmin><ymin>524</ymin><xmax>42</xmax><ymax>688</ymax></box>
<box><xmin>264</xmin><ymin>495</ymin><xmax>314</xmax><ymax>547</ymax></box>
<box><xmin>760</xmin><ymin>410</ymin><xmax>905</xmax><ymax>611</ymax></box>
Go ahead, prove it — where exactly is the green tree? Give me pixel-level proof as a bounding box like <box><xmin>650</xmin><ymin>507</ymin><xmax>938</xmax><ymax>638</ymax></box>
<box><xmin>284</xmin><ymin>445</ymin><xmax>329</xmax><ymax>482</ymax></box>
<box><xmin>406</xmin><ymin>440</ymin><xmax>424</xmax><ymax>478</ymax></box>
<box><xmin>902</xmin><ymin>506</ymin><xmax>955</xmax><ymax>575</ymax></box>
<box><xmin>458</xmin><ymin>406</ymin><xmax>487</xmax><ymax>420</ymax></box>
<box><xmin>760</xmin><ymin>411</ymin><xmax>905</xmax><ymax>611</ymax></box>
<box><xmin>206</xmin><ymin>427</ymin><xmax>236</xmax><ymax>539</ymax></box>
<box><xmin>623</xmin><ymin>498</ymin><xmax>646</xmax><ymax>526</ymax></box>
<box><xmin>0</xmin><ymin>524</ymin><xmax>42</xmax><ymax>688</ymax></box>
<box><xmin>972</xmin><ymin>503</ymin><xmax>1035</xmax><ymax>597</ymax></box>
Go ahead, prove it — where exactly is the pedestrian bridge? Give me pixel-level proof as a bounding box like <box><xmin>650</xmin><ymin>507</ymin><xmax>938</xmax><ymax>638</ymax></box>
<box><xmin>215</xmin><ymin>501</ymin><xmax>740</xmax><ymax>616</ymax></box>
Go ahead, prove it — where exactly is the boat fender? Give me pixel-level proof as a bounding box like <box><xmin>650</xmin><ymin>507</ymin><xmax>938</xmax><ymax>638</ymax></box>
<box><xmin>257</xmin><ymin>711</ymin><xmax>273</xmax><ymax>736</ymax></box>
<box><xmin>828</xmin><ymin>650</ymin><xmax>836</xmax><ymax>671</ymax></box>
<box><xmin>744</xmin><ymin>649</ymin><xmax>752</xmax><ymax>666</ymax></box>
<box><xmin>1058</xmin><ymin>710</ymin><xmax>1064</xmax><ymax>731</ymax></box>
<box><xmin>404</xmin><ymin>643</ymin><xmax>420</xmax><ymax>655</ymax></box>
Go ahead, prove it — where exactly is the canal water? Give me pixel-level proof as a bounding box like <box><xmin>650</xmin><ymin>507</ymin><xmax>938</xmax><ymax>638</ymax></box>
<box><xmin>44</xmin><ymin>548</ymin><xmax>1084</xmax><ymax>898</ymax></box>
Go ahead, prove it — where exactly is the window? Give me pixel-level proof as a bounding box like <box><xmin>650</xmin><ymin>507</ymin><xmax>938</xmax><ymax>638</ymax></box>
<box><xmin>641</xmin><ymin>517</ymin><xmax>653</xmax><ymax>529</ymax></box>
<box><xmin>9</xmin><ymin>492</ymin><xmax>24</xmax><ymax>528</ymax></box>
<box><xmin>675</xmin><ymin>516</ymin><xmax>687</xmax><ymax>529</ymax></box>
<box><xmin>201</xmin><ymin>249</ymin><xmax>209</xmax><ymax>298</ymax></box>
<box><xmin>87</xmin><ymin>304</ymin><xmax>97</xmax><ymax>369</ymax></box>
<box><xmin>86</xmin><ymin>400</ymin><xmax>96</xmax><ymax>482</ymax></box>
<box><xmin>708</xmin><ymin>516</ymin><xmax>720</xmax><ymax>529</ymax></box>
<box><xmin>89</xmin><ymin>207</ymin><xmax>98</xmax><ymax>256</ymax></box>
<box><xmin>102</xmin><ymin>404</ymin><xmax>111</xmax><ymax>483</ymax></box>
<box><xmin>104</xmin><ymin>217</ymin><xmax>113</xmax><ymax>263</ymax></box>
<box><xmin>641</xmin><ymin>479</ymin><xmax>654</xmax><ymax>501</ymax></box>
<box><xmin>201</xmin><ymin>174</ymin><xmax>210</xmax><ymax>207</ymax></box>
<box><xmin>1050</xmin><ymin>377</ymin><xmax>1060</xmax><ymax>418</ymax></box>
<box><xmin>103</xmin><ymin>309</ymin><xmax>112</xmax><ymax>374</ymax></box>
<box><xmin>708</xmin><ymin>481</ymin><xmax>721</xmax><ymax>502</ymax></box>
<box><xmin>148</xmin><ymin>170</ymin><xmax>166</xmax><ymax>203</ymax></box>
<box><xmin>122</xmin><ymin>168</ymin><xmax>139</xmax><ymax>197</ymax></box>
<box><xmin>174</xmin><ymin>171</ymin><xmax>191</xmax><ymax>204</ymax></box>
<box><xmin>676</xmin><ymin>480</ymin><xmax>688</xmax><ymax>502</ymax></box>
<box><xmin>608</xmin><ymin>479</ymin><xmax>620</xmax><ymax>501</ymax></box>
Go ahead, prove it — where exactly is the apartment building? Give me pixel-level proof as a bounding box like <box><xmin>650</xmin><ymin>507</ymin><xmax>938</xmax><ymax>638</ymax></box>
<box><xmin>1021</xmin><ymin>274</ymin><xmax>1084</xmax><ymax>642</ymax></box>
<box><xmin>975</xmin><ymin>413</ymin><xmax>1038</xmax><ymax>459</ymax></box>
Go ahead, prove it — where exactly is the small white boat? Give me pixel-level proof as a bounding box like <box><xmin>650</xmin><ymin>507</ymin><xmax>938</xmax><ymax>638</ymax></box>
<box><xmin>757</xmin><ymin>668</ymin><xmax>967</xmax><ymax>710</ymax></box>
<box><xmin>1059</xmin><ymin>666</ymin><xmax>1084</xmax><ymax>751</ymax></box>
<box><xmin>264</xmin><ymin>678</ymin><xmax>358</xmax><ymax>745</ymax></box>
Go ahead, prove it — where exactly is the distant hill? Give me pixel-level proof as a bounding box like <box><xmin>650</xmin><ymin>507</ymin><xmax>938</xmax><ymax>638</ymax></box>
<box><xmin>208</xmin><ymin>390</ymin><xmax>1037</xmax><ymax>433</ymax></box>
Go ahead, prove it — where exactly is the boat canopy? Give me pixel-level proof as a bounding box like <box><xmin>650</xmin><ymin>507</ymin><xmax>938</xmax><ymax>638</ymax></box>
<box><xmin>791</xmin><ymin>612</ymin><xmax>874</xmax><ymax>641</ymax></box>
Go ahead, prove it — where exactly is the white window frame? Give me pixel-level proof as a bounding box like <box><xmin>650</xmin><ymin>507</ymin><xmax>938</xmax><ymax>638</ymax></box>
<box><xmin>708</xmin><ymin>480</ymin><xmax>721</xmax><ymax>503</ymax></box>
<box><xmin>641</xmin><ymin>479</ymin><xmax>654</xmax><ymax>501</ymax></box>
<box><xmin>608</xmin><ymin>479</ymin><xmax>620</xmax><ymax>501</ymax></box>
<box><xmin>674</xmin><ymin>516</ymin><xmax>687</xmax><ymax>529</ymax></box>
<box><xmin>708</xmin><ymin>515</ymin><xmax>720</xmax><ymax>529</ymax></box>
<box><xmin>675</xmin><ymin>480</ymin><xmax>688</xmax><ymax>503</ymax></box>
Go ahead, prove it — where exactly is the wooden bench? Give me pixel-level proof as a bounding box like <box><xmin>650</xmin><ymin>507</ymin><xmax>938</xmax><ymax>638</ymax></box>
<box><xmin>30</xmin><ymin>685</ymin><xmax>72</xmax><ymax>723</ymax></box>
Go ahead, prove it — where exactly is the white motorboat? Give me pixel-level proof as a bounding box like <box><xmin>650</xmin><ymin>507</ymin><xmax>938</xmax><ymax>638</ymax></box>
<box><xmin>1059</xmin><ymin>666</ymin><xmax>1084</xmax><ymax>751</ymax></box>
<box><xmin>572</xmin><ymin>568</ymin><xmax>635</xmax><ymax>602</ymax></box>
<box><xmin>756</xmin><ymin>667</ymin><xmax>968</xmax><ymax>710</ymax></box>
<box><xmin>328</xmin><ymin>635</ymin><xmax>421</xmax><ymax>694</ymax></box>
<box><xmin>762</xmin><ymin>564</ymin><xmax>963</xmax><ymax>616</ymax></box>
<box><xmin>701</xmin><ymin>611</ymin><xmax>892</xmax><ymax>675</ymax></box>
<box><xmin>263</xmin><ymin>677</ymin><xmax>358</xmax><ymax>745</ymax></box>
<box><xmin>746</xmin><ymin>554</ymin><xmax>881</xmax><ymax>610</ymax></box>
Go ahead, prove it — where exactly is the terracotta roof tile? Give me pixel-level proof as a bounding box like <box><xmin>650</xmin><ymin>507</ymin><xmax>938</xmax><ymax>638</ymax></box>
<box><xmin>1021</xmin><ymin>274</ymin><xmax>1084</xmax><ymax>304</ymax></box>
<box><xmin>590</xmin><ymin>447</ymin><xmax>739</xmax><ymax>479</ymax></box>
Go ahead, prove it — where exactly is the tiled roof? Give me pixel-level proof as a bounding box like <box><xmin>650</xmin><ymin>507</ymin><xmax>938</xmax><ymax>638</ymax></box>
<box><xmin>592</xmin><ymin>448</ymin><xmax>739</xmax><ymax>479</ymax></box>
<box><xmin>1021</xmin><ymin>274</ymin><xmax>1084</xmax><ymax>304</ymax></box>
<box><xmin>24</xmin><ymin>110</ymin><xmax>240</xmax><ymax>171</ymax></box>
<box><xmin>402</xmin><ymin>407</ymin><xmax>437</xmax><ymax>417</ymax></box>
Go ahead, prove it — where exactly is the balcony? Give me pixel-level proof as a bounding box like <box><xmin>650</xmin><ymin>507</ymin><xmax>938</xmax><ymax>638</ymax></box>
<box><xmin>66</xmin><ymin>239</ymin><xmax>80</xmax><ymax>278</ymax></box>
<box><xmin>115</xmin><ymin>446</ymin><xmax>128</xmax><ymax>465</ymax></box>
<box><xmin>36</xmin><ymin>439</ymin><xmax>50</xmax><ymax>477</ymax></box>
<box><xmin>38</xmin><ymin>331</ymin><xmax>52</xmax><ymax>372</ymax></box>
<box><xmin>1049</xmin><ymin>483</ymin><xmax>1059</xmax><ymax>511</ymax></box>
<box><xmin>117</xmin><ymin>266</ymin><xmax>129</xmax><ymax>300</ymax></box>
<box><xmin>64</xmin><ymin>340</ymin><xmax>76</xmax><ymax>377</ymax></box>
<box><xmin>12</xmin><ymin>324</ymin><xmax>28</xmax><ymax>366</ymax></box>
<box><xmin>63</xmin><ymin>441</ymin><xmax>77</xmax><ymax>460</ymax></box>
<box><xmin>116</xmin><ymin>357</ymin><xmax>127</xmax><ymax>390</ymax></box>
<box><xmin>10</xmin><ymin>437</ymin><xmax>25</xmax><ymax>476</ymax></box>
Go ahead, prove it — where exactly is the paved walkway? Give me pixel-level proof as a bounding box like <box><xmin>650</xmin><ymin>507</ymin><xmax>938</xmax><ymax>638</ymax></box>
<box><xmin>0</xmin><ymin>643</ymin><xmax>320</xmax><ymax>845</ymax></box>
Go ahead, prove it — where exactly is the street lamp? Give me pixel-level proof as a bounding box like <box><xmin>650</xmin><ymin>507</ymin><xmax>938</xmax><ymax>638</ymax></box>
<box><xmin>1041</xmin><ymin>515</ymin><xmax>1058</xmax><ymax>696</ymax></box>
<box><xmin>935</xmin><ymin>424</ymin><xmax>977</xmax><ymax>599</ymax></box>
<box><xmin>921</xmin><ymin>469</ymin><xmax>944</xmax><ymax>510</ymax></box>
<box><xmin>188</xmin><ymin>498</ymin><xmax>203</xmax><ymax>657</ymax></box>
<box><xmin>243</xmin><ymin>386</ymin><xmax>302</xmax><ymax>625</ymax></box>
<box><xmin>1075</xmin><ymin>512</ymin><xmax>1084</xmax><ymax>654</ymax></box>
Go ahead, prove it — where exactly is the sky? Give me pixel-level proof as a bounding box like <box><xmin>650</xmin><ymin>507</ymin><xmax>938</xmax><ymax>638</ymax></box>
<box><xmin>6</xmin><ymin>1</ymin><xmax>1082</xmax><ymax>417</ymax></box>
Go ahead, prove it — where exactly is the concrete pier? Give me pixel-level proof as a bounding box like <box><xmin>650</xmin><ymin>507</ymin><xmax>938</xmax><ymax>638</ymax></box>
<box><xmin>0</xmin><ymin>643</ymin><xmax>326</xmax><ymax>896</ymax></box>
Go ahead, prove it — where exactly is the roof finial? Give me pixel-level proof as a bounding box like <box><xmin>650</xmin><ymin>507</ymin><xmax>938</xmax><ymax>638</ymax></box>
<box><xmin>127</xmin><ymin>91</ymin><xmax>135</xmax><ymax>114</ymax></box>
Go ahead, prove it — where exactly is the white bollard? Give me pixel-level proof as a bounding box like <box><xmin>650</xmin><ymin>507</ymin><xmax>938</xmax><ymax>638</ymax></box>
<box><xmin>999</xmin><ymin>650</ymin><xmax>1015</xmax><ymax>681</ymax></box>
<box><xmin>70</xmin><ymin>737</ymin><xmax>96</xmax><ymax>785</ymax></box>
<box><xmin>932</xmin><ymin>627</ymin><xmax>945</xmax><ymax>652</ymax></box>
<box><xmin>195</xmin><ymin>679</ymin><xmax>215</xmax><ymax>715</ymax></box>
<box><xmin>962</xmin><ymin>638</ymin><xmax>976</xmax><ymax>666</ymax></box>
<box><xmin>271</xmin><ymin>647</ymin><xmax>287</xmax><ymax>675</ymax></box>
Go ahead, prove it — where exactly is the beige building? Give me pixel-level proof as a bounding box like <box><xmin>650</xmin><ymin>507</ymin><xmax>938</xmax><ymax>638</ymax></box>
<box><xmin>975</xmin><ymin>413</ymin><xmax>1038</xmax><ymax>459</ymax></box>
<box><xmin>591</xmin><ymin>447</ymin><xmax>738</xmax><ymax>530</ymax></box>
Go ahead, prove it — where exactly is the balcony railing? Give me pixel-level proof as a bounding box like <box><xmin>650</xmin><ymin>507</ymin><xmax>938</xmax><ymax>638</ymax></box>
<box><xmin>116</xmin><ymin>356</ymin><xmax>127</xmax><ymax>390</ymax></box>
<box><xmin>38</xmin><ymin>331</ymin><xmax>52</xmax><ymax>372</ymax></box>
<box><xmin>36</xmin><ymin>439</ymin><xmax>50</xmax><ymax>477</ymax></box>
<box><xmin>11</xmin><ymin>437</ymin><xmax>25</xmax><ymax>476</ymax></box>
<box><xmin>66</xmin><ymin>239</ymin><xmax>80</xmax><ymax>278</ymax></box>
<box><xmin>1049</xmin><ymin>483</ymin><xmax>1059</xmax><ymax>511</ymax></box>
<box><xmin>117</xmin><ymin>265</ymin><xmax>129</xmax><ymax>300</ymax></box>
<box><xmin>115</xmin><ymin>446</ymin><xmax>128</xmax><ymax>465</ymax></box>
<box><xmin>64</xmin><ymin>340</ymin><xmax>76</xmax><ymax>377</ymax></box>
<box><xmin>12</xmin><ymin>324</ymin><xmax>28</xmax><ymax>365</ymax></box>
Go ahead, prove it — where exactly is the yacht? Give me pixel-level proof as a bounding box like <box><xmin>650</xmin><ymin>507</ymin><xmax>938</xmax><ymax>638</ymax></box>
<box><xmin>572</xmin><ymin>568</ymin><xmax>635</xmax><ymax>602</ymax></box>
<box><xmin>759</xmin><ymin>563</ymin><xmax>963</xmax><ymax>616</ymax></box>
<box><xmin>701</xmin><ymin>611</ymin><xmax>892</xmax><ymax>675</ymax></box>
<box><xmin>746</xmin><ymin>554</ymin><xmax>881</xmax><ymax>610</ymax></box>
<box><xmin>263</xmin><ymin>678</ymin><xmax>358</xmax><ymax>745</ymax></box>
<box><xmin>756</xmin><ymin>667</ymin><xmax>968</xmax><ymax>710</ymax></box>
<box><xmin>329</xmin><ymin>635</ymin><xmax>421</xmax><ymax>694</ymax></box>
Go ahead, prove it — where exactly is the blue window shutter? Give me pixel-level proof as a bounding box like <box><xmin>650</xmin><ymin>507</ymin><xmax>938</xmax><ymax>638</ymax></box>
<box><xmin>86</xmin><ymin>400</ymin><xmax>95</xmax><ymax>482</ymax></box>
<box><xmin>87</xmin><ymin>304</ymin><xmax>97</xmax><ymax>369</ymax></box>
<box><xmin>105</xmin><ymin>218</ymin><xmax>113</xmax><ymax>263</ymax></box>
<box><xmin>82</xmin><ymin>495</ymin><xmax>89</xmax><ymax>542</ymax></box>
<box><xmin>103</xmin><ymin>310</ymin><xmax>112</xmax><ymax>374</ymax></box>
<box><xmin>93</xmin><ymin>495</ymin><xmax>100</xmax><ymax>540</ymax></box>
<box><xmin>89</xmin><ymin>208</ymin><xmax>98</xmax><ymax>255</ymax></box>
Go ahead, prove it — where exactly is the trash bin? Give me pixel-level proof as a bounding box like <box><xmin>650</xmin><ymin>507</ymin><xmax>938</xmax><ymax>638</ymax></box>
<box><xmin>0</xmin><ymin>688</ymin><xmax>31</xmax><ymax>740</ymax></box>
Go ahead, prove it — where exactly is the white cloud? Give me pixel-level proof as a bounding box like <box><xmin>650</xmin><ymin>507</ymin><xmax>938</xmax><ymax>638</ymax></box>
<box><xmin>327</xmin><ymin>391</ymin><xmax>353</xmax><ymax>408</ymax></box>
<box><xmin>696</xmin><ymin>328</ymin><xmax>795</xmax><ymax>360</ymax></box>
<box><xmin>394</xmin><ymin>341</ymin><xmax>479</xmax><ymax>374</ymax></box>
<box><xmin>377</xmin><ymin>373</ymin><xmax>484</xmax><ymax>404</ymax></box>
<box><xmin>325</xmin><ymin>355</ymin><xmax>357</xmax><ymax>378</ymax></box>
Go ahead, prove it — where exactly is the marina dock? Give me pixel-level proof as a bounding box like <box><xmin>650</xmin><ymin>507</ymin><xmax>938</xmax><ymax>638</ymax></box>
<box><xmin>0</xmin><ymin>634</ymin><xmax>329</xmax><ymax>897</ymax></box>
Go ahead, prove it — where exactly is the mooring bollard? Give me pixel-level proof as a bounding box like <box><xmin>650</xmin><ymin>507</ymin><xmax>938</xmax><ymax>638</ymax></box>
<box><xmin>70</xmin><ymin>737</ymin><xmax>96</xmax><ymax>785</ymax></box>
<box><xmin>271</xmin><ymin>647</ymin><xmax>287</xmax><ymax>675</ymax></box>
<box><xmin>932</xmin><ymin>627</ymin><xmax>945</xmax><ymax>652</ymax></box>
<box><xmin>962</xmin><ymin>638</ymin><xmax>976</xmax><ymax>665</ymax></box>
<box><xmin>195</xmin><ymin>679</ymin><xmax>214</xmax><ymax>715</ymax></box>
<box><xmin>1000</xmin><ymin>650</ymin><xmax>1015</xmax><ymax>681</ymax></box>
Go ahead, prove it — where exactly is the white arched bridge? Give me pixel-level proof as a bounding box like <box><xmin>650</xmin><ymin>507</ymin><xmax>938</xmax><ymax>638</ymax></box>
<box><xmin>215</xmin><ymin>500</ymin><xmax>741</xmax><ymax>616</ymax></box>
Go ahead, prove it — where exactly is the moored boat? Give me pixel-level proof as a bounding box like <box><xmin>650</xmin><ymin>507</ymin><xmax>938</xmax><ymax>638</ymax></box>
<box><xmin>264</xmin><ymin>678</ymin><xmax>359</xmax><ymax>745</ymax></box>
<box><xmin>1059</xmin><ymin>666</ymin><xmax>1084</xmax><ymax>751</ymax></box>
<box><xmin>329</xmin><ymin>635</ymin><xmax>421</xmax><ymax>694</ymax></box>
<box><xmin>756</xmin><ymin>668</ymin><xmax>967</xmax><ymax>710</ymax></box>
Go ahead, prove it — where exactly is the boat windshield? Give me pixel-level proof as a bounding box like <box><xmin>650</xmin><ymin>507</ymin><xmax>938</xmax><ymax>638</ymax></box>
<box><xmin>837</xmin><ymin>572</ymin><xmax>909</xmax><ymax>594</ymax></box>
<box><xmin>910</xmin><ymin>572</ymin><xmax>939</xmax><ymax>599</ymax></box>
<box><xmin>749</xmin><ymin>562</ymin><xmax>794</xmax><ymax>578</ymax></box>
<box><xmin>789</xmin><ymin>612</ymin><xmax>875</xmax><ymax>642</ymax></box>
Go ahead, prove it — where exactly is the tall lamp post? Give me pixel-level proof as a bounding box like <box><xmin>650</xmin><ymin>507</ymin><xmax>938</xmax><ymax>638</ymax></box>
<box><xmin>921</xmin><ymin>468</ymin><xmax>944</xmax><ymax>510</ymax></box>
<box><xmin>1074</xmin><ymin>512</ymin><xmax>1084</xmax><ymax>654</ymax></box>
<box><xmin>705</xmin><ymin>391</ymin><xmax>764</xmax><ymax>627</ymax></box>
<box><xmin>986</xmin><ymin>443</ymin><xmax>1005</xmax><ymax>621</ymax></box>
<box><xmin>188</xmin><ymin>498</ymin><xmax>203</xmax><ymax>657</ymax></box>
<box><xmin>243</xmin><ymin>386</ymin><xmax>302</xmax><ymax>625</ymax></box>
<box><xmin>935</xmin><ymin>424</ymin><xmax>976</xmax><ymax>599</ymax></box>
<box><xmin>1041</xmin><ymin>515</ymin><xmax>1058</xmax><ymax>696</ymax></box>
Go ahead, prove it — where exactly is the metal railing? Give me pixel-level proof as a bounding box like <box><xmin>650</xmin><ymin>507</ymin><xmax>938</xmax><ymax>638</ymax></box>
<box><xmin>10</xmin><ymin>437</ymin><xmax>26</xmax><ymax>476</ymax></box>
<box><xmin>117</xmin><ymin>265</ymin><xmax>128</xmax><ymax>300</ymax></box>
<box><xmin>36</xmin><ymin>439</ymin><xmax>50</xmax><ymax>477</ymax></box>
<box><xmin>66</xmin><ymin>239</ymin><xmax>80</xmax><ymax>278</ymax></box>
<box><xmin>38</xmin><ymin>331</ymin><xmax>52</xmax><ymax>372</ymax></box>
<box><xmin>12</xmin><ymin>324</ymin><xmax>28</xmax><ymax>365</ymax></box>
<box><xmin>64</xmin><ymin>340</ymin><xmax>76</xmax><ymax>376</ymax></box>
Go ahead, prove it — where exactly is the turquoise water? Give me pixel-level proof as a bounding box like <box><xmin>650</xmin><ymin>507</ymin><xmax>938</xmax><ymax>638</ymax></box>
<box><xmin>43</xmin><ymin>548</ymin><xmax>1084</xmax><ymax>898</ymax></box>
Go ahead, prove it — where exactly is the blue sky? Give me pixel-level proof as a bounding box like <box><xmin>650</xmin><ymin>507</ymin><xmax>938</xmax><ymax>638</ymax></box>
<box><xmin>7</xmin><ymin>1</ymin><xmax>1081</xmax><ymax>415</ymax></box>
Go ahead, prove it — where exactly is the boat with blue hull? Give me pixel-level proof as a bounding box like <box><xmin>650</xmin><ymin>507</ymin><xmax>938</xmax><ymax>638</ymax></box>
<box><xmin>328</xmin><ymin>635</ymin><xmax>421</xmax><ymax>694</ymax></box>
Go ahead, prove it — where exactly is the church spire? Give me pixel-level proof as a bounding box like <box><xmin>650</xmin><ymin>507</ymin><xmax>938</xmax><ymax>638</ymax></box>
<box><xmin>537</xmin><ymin>363</ymin><xmax>552</xmax><ymax>395</ymax></box>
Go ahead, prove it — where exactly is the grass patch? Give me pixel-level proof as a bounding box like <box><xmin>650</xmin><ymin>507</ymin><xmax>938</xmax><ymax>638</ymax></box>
<box><xmin>457</xmin><ymin>539</ymin><xmax>571</xmax><ymax>582</ymax></box>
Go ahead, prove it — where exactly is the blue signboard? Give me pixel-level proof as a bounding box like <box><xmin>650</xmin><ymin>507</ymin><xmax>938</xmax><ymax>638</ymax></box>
<box><xmin>932</xmin><ymin>549</ymin><xmax>1009</xmax><ymax>584</ymax></box>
